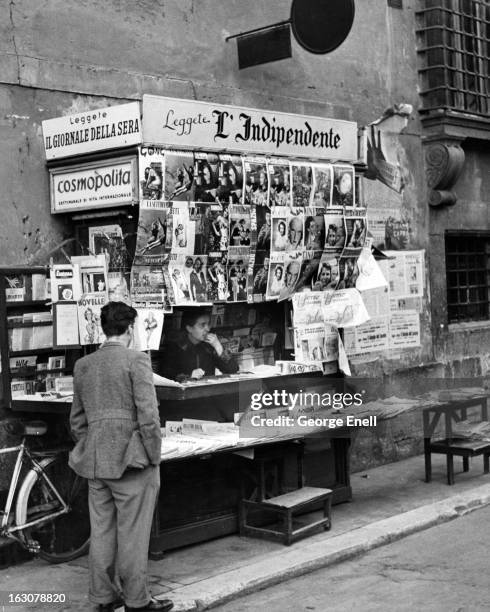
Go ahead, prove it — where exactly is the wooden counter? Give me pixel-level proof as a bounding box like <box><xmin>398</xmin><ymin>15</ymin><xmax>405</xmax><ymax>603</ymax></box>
<box><xmin>9</xmin><ymin>372</ymin><xmax>351</xmax><ymax>552</ymax></box>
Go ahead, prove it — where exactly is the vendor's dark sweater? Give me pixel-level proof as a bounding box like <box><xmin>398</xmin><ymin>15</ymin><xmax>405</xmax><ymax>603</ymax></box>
<box><xmin>160</xmin><ymin>340</ymin><xmax>239</xmax><ymax>381</ymax></box>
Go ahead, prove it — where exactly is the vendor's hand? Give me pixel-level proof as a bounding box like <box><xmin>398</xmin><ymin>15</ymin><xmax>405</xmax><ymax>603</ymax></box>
<box><xmin>190</xmin><ymin>368</ymin><xmax>205</xmax><ymax>380</ymax></box>
<box><xmin>204</xmin><ymin>333</ymin><xmax>223</xmax><ymax>356</ymax></box>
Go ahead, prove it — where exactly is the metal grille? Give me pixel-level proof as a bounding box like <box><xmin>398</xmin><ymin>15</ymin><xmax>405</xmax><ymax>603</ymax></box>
<box><xmin>445</xmin><ymin>233</ymin><xmax>490</xmax><ymax>322</ymax></box>
<box><xmin>416</xmin><ymin>0</ymin><xmax>490</xmax><ymax>116</ymax></box>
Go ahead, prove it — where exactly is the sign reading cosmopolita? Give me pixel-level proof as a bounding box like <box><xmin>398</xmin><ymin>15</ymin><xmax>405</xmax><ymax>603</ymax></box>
<box><xmin>142</xmin><ymin>95</ymin><xmax>358</xmax><ymax>162</ymax></box>
<box><xmin>50</xmin><ymin>157</ymin><xmax>137</xmax><ymax>213</ymax></box>
<box><xmin>42</xmin><ymin>102</ymin><xmax>141</xmax><ymax>160</ymax></box>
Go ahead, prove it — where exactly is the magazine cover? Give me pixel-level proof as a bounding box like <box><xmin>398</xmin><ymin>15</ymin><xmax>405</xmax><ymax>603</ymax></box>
<box><xmin>185</xmin><ymin>255</ymin><xmax>210</xmax><ymax>303</ymax></box>
<box><xmin>50</xmin><ymin>263</ymin><xmax>82</xmax><ymax>302</ymax></box>
<box><xmin>332</xmin><ymin>164</ymin><xmax>355</xmax><ymax>207</ymax></box>
<box><xmin>311</xmin><ymin>164</ymin><xmax>333</xmax><ymax>206</ymax></box>
<box><xmin>130</xmin><ymin>265</ymin><xmax>173</xmax><ymax>311</ymax></box>
<box><xmin>138</xmin><ymin>147</ymin><xmax>164</xmax><ymax>201</ymax></box>
<box><xmin>243</xmin><ymin>156</ymin><xmax>268</xmax><ymax>206</ymax></box>
<box><xmin>337</xmin><ymin>255</ymin><xmax>361</xmax><ymax>290</ymax></box>
<box><xmin>216</xmin><ymin>154</ymin><xmax>243</xmax><ymax>204</ymax></box>
<box><xmin>271</xmin><ymin>209</ymin><xmax>288</xmax><ymax>252</ymax></box>
<box><xmin>303</xmin><ymin>207</ymin><xmax>326</xmax><ymax>250</ymax></box>
<box><xmin>312</xmin><ymin>254</ymin><xmax>341</xmax><ymax>291</ymax></box>
<box><xmin>267</xmin><ymin>158</ymin><xmax>291</xmax><ymax>207</ymax></box>
<box><xmin>170</xmin><ymin>202</ymin><xmax>196</xmax><ymax>254</ymax></box>
<box><xmin>167</xmin><ymin>254</ymin><xmax>193</xmax><ymax>305</ymax></box>
<box><xmin>164</xmin><ymin>151</ymin><xmax>195</xmax><ymax>202</ymax></box>
<box><xmin>324</xmin><ymin>211</ymin><xmax>347</xmax><ymax>251</ymax></box>
<box><xmin>285</xmin><ymin>208</ymin><xmax>305</xmax><ymax>252</ymax></box>
<box><xmin>134</xmin><ymin>200</ymin><xmax>171</xmax><ymax>265</ymax></box>
<box><xmin>88</xmin><ymin>224</ymin><xmax>126</xmax><ymax>270</ymax></box>
<box><xmin>107</xmin><ymin>271</ymin><xmax>131</xmax><ymax>304</ymax></box>
<box><xmin>194</xmin><ymin>152</ymin><xmax>220</xmax><ymax>203</ymax></box>
<box><xmin>191</xmin><ymin>202</ymin><xmax>231</xmax><ymax>256</ymax></box>
<box><xmin>229</xmin><ymin>204</ymin><xmax>252</xmax><ymax>250</ymax></box>
<box><xmin>256</xmin><ymin>206</ymin><xmax>271</xmax><ymax>252</ymax></box>
<box><xmin>266</xmin><ymin>251</ymin><xmax>286</xmax><ymax>300</ymax></box>
<box><xmin>133</xmin><ymin>307</ymin><xmax>164</xmax><ymax>351</ymax></box>
<box><xmin>344</xmin><ymin>214</ymin><xmax>368</xmax><ymax>251</ymax></box>
<box><xmin>71</xmin><ymin>254</ymin><xmax>108</xmax><ymax>298</ymax></box>
<box><xmin>207</xmin><ymin>253</ymin><xmax>229</xmax><ymax>302</ymax></box>
<box><xmin>248</xmin><ymin>250</ymin><xmax>269</xmax><ymax>303</ymax></box>
<box><xmin>227</xmin><ymin>249</ymin><xmax>249</xmax><ymax>302</ymax></box>
<box><xmin>77</xmin><ymin>293</ymin><xmax>106</xmax><ymax>346</ymax></box>
<box><xmin>277</xmin><ymin>251</ymin><xmax>303</xmax><ymax>301</ymax></box>
<box><xmin>294</xmin><ymin>250</ymin><xmax>322</xmax><ymax>293</ymax></box>
<box><xmin>291</xmin><ymin>162</ymin><xmax>313</xmax><ymax>207</ymax></box>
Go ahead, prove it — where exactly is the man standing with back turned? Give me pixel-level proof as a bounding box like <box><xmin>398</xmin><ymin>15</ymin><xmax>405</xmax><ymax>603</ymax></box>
<box><xmin>69</xmin><ymin>301</ymin><xmax>173</xmax><ymax>612</ymax></box>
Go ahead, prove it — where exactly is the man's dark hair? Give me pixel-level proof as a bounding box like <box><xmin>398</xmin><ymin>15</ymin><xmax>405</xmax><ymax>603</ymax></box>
<box><xmin>101</xmin><ymin>301</ymin><xmax>137</xmax><ymax>337</ymax></box>
<box><xmin>181</xmin><ymin>309</ymin><xmax>211</xmax><ymax>331</ymax></box>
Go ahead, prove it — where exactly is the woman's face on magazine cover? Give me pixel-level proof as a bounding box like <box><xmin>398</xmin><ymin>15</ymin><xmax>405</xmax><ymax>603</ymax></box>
<box><xmin>339</xmin><ymin>172</ymin><xmax>352</xmax><ymax>194</ymax></box>
<box><xmin>203</xmin><ymin>165</ymin><xmax>211</xmax><ymax>183</ymax></box>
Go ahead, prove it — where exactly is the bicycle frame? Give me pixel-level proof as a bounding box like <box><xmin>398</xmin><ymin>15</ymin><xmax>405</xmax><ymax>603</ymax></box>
<box><xmin>0</xmin><ymin>439</ymin><xmax>69</xmax><ymax>539</ymax></box>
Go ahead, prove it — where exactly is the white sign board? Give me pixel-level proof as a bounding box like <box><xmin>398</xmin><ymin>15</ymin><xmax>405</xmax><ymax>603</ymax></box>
<box><xmin>50</xmin><ymin>157</ymin><xmax>137</xmax><ymax>213</ymax></box>
<box><xmin>142</xmin><ymin>95</ymin><xmax>358</xmax><ymax>162</ymax></box>
<box><xmin>42</xmin><ymin>102</ymin><xmax>141</xmax><ymax>160</ymax></box>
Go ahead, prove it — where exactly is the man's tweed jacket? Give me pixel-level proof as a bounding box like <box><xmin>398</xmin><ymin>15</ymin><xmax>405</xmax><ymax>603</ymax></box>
<box><xmin>69</xmin><ymin>341</ymin><xmax>162</xmax><ymax>480</ymax></box>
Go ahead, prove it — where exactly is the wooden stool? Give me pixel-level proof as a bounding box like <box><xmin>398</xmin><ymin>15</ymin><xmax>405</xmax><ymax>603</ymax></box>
<box><xmin>239</xmin><ymin>486</ymin><xmax>332</xmax><ymax>545</ymax></box>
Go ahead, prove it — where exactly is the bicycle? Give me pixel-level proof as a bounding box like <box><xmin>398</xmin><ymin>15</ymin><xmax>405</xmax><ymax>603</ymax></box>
<box><xmin>0</xmin><ymin>419</ymin><xmax>90</xmax><ymax>564</ymax></box>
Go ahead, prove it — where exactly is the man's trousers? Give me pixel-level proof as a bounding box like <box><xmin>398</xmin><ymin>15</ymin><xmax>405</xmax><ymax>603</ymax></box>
<box><xmin>87</xmin><ymin>465</ymin><xmax>160</xmax><ymax>607</ymax></box>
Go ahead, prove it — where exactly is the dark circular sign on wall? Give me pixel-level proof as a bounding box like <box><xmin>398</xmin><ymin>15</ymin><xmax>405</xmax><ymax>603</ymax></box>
<box><xmin>290</xmin><ymin>0</ymin><xmax>355</xmax><ymax>54</ymax></box>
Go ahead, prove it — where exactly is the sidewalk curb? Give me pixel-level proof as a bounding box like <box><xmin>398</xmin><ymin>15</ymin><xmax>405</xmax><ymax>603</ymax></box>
<box><xmin>166</xmin><ymin>484</ymin><xmax>490</xmax><ymax>611</ymax></box>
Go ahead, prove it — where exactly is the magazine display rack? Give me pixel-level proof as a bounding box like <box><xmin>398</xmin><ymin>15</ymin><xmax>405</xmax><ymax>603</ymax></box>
<box><xmin>0</xmin><ymin>266</ymin><xmax>85</xmax><ymax>413</ymax></box>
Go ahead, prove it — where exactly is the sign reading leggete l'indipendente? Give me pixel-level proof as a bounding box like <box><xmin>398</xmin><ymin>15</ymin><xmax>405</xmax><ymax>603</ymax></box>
<box><xmin>50</xmin><ymin>158</ymin><xmax>137</xmax><ymax>213</ymax></box>
<box><xmin>142</xmin><ymin>95</ymin><xmax>358</xmax><ymax>162</ymax></box>
<box><xmin>42</xmin><ymin>102</ymin><xmax>141</xmax><ymax>160</ymax></box>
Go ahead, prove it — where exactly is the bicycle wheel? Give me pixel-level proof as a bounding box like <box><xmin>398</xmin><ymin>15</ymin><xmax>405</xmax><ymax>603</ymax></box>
<box><xmin>15</xmin><ymin>454</ymin><xmax>90</xmax><ymax>563</ymax></box>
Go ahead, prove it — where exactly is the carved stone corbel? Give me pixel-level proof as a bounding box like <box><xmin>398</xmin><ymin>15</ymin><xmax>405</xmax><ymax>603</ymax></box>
<box><xmin>425</xmin><ymin>142</ymin><xmax>465</xmax><ymax>207</ymax></box>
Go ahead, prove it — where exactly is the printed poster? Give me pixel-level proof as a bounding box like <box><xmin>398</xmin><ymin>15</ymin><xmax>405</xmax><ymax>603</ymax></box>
<box><xmin>379</xmin><ymin>250</ymin><xmax>425</xmax><ymax>298</ymax></box>
<box><xmin>389</xmin><ymin>311</ymin><xmax>421</xmax><ymax>348</ymax></box>
<box><xmin>134</xmin><ymin>308</ymin><xmax>164</xmax><ymax>351</ymax></box>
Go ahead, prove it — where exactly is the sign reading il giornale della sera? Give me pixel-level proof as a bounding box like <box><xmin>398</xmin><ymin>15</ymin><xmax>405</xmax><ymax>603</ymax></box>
<box><xmin>142</xmin><ymin>95</ymin><xmax>358</xmax><ymax>162</ymax></box>
<box><xmin>42</xmin><ymin>102</ymin><xmax>141</xmax><ymax>160</ymax></box>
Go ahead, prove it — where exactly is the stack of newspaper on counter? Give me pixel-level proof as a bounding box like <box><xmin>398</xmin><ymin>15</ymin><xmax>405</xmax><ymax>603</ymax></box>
<box><xmin>161</xmin><ymin>420</ymin><xmax>242</xmax><ymax>460</ymax></box>
<box><xmin>160</xmin><ymin>418</ymin><xmax>293</xmax><ymax>460</ymax></box>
